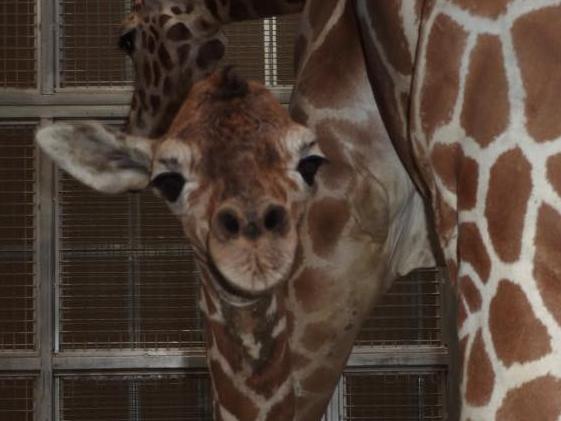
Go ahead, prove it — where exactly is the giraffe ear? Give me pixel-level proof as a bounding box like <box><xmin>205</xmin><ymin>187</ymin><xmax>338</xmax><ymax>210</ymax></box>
<box><xmin>36</xmin><ymin>121</ymin><xmax>154</xmax><ymax>194</ymax></box>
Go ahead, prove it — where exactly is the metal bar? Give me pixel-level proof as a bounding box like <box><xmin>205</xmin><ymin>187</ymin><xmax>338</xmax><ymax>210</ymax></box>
<box><xmin>0</xmin><ymin>86</ymin><xmax>293</xmax><ymax>106</ymax></box>
<box><xmin>37</xmin><ymin>117</ymin><xmax>56</xmax><ymax>421</ymax></box>
<box><xmin>52</xmin><ymin>353</ymin><xmax>207</xmax><ymax>371</ymax></box>
<box><xmin>39</xmin><ymin>0</ymin><xmax>55</xmax><ymax>94</ymax></box>
<box><xmin>347</xmin><ymin>346</ymin><xmax>449</xmax><ymax>368</ymax></box>
<box><xmin>0</xmin><ymin>357</ymin><xmax>41</xmax><ymax>372</ymax></box>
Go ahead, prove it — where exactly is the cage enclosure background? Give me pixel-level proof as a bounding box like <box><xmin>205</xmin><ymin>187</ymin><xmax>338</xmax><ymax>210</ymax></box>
<box><xmin>58</xmin><ymin>170</ymin><xmax>203</xmax><ymax>350</ymax></box>
<box><xmin>0</xmin><ymin>0</ymin><xmax>36</xmax><ymax>89</ymax></box>
<box><xmin>0</xmin><ymin>376</ymin><xmax>35</xmax><ymax>421</ymax></box>
<box><xmin>343</xmin><ymin>371</ymin><xmax>446</xmax><ymax>420</ymax></box>
<box><xmin>58</xmin><ymin>0</ymin><xmax>133</xmax><ymax>88</ymax></box>
<box><xmin>356</xmin><ymin>269</ymin><xmax>442</xmax><ymax>346</ymax></box>
<box><xmin>59</xmin><ymin>373</ymin><xmax>211</xmax><ymax>421</ymax></box>
<box><xmin>0</xmin><ymin>125</ymin><xmax>36</xmax><ymax>351</ymax></box>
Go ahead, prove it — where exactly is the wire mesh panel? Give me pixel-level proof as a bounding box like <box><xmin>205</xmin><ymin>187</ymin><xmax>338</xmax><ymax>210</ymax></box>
<box><xmin>273</xmin><ymin>14</ymin><xmax>299</xmax><ymax>86</ymax></box>
<box><xmin>58</xmin><ymin>0</ymin><xmax>133</xmax><ymax>87</ymax></box>
<box><xmin>58</xmin><ymin>173</ymin><xmax>203</xmax><ymax>350</ymax></box>
<box><xmin>343</xmin><ymin>370</ymin><xmax>446</xmax><ymax>420</ymax></box>
<box><xmin>0</xmin><ymin>0</ymin><xmax>36</xmax><ymax>89</ymax></box>
<box><xmin>59</xmin><ymin>373</ymin><xmax>212</xmax><ymax>421</ymax></box>
<box><xmin>0</xmin><ymin>125</ymin><xmax>36</xmax><ymax>351</ymax></box>
<box><xmin>0</xmin><ymin>376</ymin><xmax>35</xmax><ymax>421</ymax></box>
<box><xmin>356</xmin><ymin>269</ymin><xmax>442</xmax><ymax>346</ymax></box>
<box><xmin>223</xmin><ymin>20</ymin><xmax>265</xmax><ymax>82</ymax></box>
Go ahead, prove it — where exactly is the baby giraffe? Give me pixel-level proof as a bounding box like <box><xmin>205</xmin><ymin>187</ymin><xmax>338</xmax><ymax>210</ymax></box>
<box><xmin>36</xmin><ymin>66</ymin><xmax>433</xmax><ymax>419</ymax></box>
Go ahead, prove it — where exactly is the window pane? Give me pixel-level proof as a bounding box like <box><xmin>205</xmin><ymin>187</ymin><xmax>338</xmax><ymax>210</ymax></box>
<box><xmin>356</xmin><ymin>269</ymin><xmax>442</xmax><ymax>346</ymax></box>
<box><xmin>223</xmin><ymin>20</ymin><xmax>265</xmax><ymax>82</ymax></box>
<box><xmin>0</xmin><ymin>125</ymin><xmax>36</xmax><ymax>351</ymax></box>
<box><xmin>0</xmin><ymin>0</ymin><xmax>36</xmax><ymax>89</ymax></box>
<box><xmin>0</xmin><ymin>376</ymin><xmax>35</xmax><ymax>421</ymax></box>
<box><xmin>60</xmin><ymin>374</ymin><xmax>212</xmax><ymax>421</ymax></box>
<box><xmin>59</xmin><ymin>0</ymin><xmax>133</xmax><ymax>87</ymax></box>
<box><xmin>58</xmin><ymin>172</ymin><xmax>203</xmax><ymax>350</ymax></box>
<box><xmin>344</xmin><ymin>371</ymin><xmax>446</xmax><ymax>420</ymax></box>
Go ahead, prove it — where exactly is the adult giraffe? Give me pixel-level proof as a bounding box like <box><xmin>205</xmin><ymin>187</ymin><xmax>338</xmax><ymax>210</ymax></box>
<box><xmin>115</xmin><ymin>0</ymin><xmax>561</xmax><ymax>419</ymax></box>
<box><xmin>36</xmin><ymin>0</ymin><xmax>435</xmax><ymax>419</ymax></box>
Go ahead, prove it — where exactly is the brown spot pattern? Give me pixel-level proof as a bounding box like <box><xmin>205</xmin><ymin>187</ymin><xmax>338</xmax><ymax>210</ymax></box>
<box><xmin>459</xmin><ymin>275</ymin><xmax>481</xmax><ymax>312</ymax></box>
<box><xmin>167</xmin><ymin>22</ymin><xmax>192</xmax><ymax>41</ymax></box>
<box><xmin>458</xmin><ymin>223</ymin><xmax>491</xmax><ymax>283</ymax></box>
<box><xmin>420</xmin><ymin>14</ymin><xmax>467</xmax><ymax>139</ymax></box>
<box><xmin>301</xmin><ymin>366</ymin><xmax>338</xmax><ymax>393</ymax></box>
<box><xmin>465</xmin><ymin>330</ymin><xmax>495</xmax><ymax>406</ymax></box>
<box><xmin>489</xmin><ymin>280</ymin><xmax>551</xmax><ymax>367</ymax></box>
<box><xmin>451</xmin><ymin>0</ymin><xmax>510</xmax><ymax>17</ymax></box>
<box><xmin>367</xmin><ymin>1</ymin><xmax>413</xmax><ymax>74</ymax></box>
<box><xmin>461</xmin><ymin>34</ymin><xmax>509</xmax><ymax>147</ymax></box>
<box><xmin>308</xmin><ymin>0</ymin><xmax>339</xmax><ymax>40</ymax></box>
<box><xmin>497</xmin><ymin>375</ymin><xmax>561</xmax><ymax>421</ymax></box>
<box><xmin>431</xmin><ymin>143</ymin><xmax>460</xmax><ymax>193</ymax></box>
<box><xmin>209</xmin><ymin>360</ymin><xmax>259</xmax><ymax>421</ymax></box>
<box><xmin>302</xmin><ymin>322</ymin><xmax>333</xmax><ymax>352</ymax></box>
<box><xmin>152</xmin><ymin>61</ymin><xmax>161</xmax><ymax>87</ymax></box>
<box><xmin>293</xmin><ymin>268</ymin><xmax>330</xmax><ymax>313</ymax></box>
<box><xmin>307</xmin><ymin>197</ymin><xmax>350</xmax><ymax>258</ymax></box>
<box><xmin>434</xmin><ymin>193</ymin><xmax>456</xmax><ymax>246</ymax></box>
<box><xmin>178</xmin><ymin>43</ymin><xmax>191</xmax><ymax>65</ymax></box>
<box><xmin>458</xmin><ymin>155</ymin><xmax>478</xmax><ymax>211</ymax></box>
<box><xmin>534</xmin><ymin>203</ymin><xmax>561</xmax><ymax>326</ymax></box>
<box><xmin>485</xmin><ymin>147</ymin><xmax>531</xmax><ymax>263</ymax></box>
<box><xmin>158</xmin><ymin>44</ymin><xmax>173</xmax><ymax>70</ymax></box>
<box><xmin>547</xmin><ymin>153</ymin><xmax>561</xmax><ymax>198</ymax></box>
<box><xmin>513</xmin><ymin>5</ymin><xmax>561</xmax><ymax>142</ymax></box>
<box><xmin>196</xmin><ymin>39</ymin><xmax>225</xmax><ymax>68</ymax></box>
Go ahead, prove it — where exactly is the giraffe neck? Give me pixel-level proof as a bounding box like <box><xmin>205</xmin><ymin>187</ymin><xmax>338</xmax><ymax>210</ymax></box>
<box><xmin>199</xmin><ymin>267</ymin><xmax>295</xmax><ymax>420</ymax></box>
<box><xmin>357</xmin><ymin>1</ymin><xmax>561</xmax><ymax>419</ymax></box>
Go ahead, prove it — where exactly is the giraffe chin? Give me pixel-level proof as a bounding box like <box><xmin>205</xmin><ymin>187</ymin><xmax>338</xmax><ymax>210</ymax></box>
<box><xmin>207</xmin><ymin>237</ymin><xmax>297</xmax><ymax>299</ymax></box>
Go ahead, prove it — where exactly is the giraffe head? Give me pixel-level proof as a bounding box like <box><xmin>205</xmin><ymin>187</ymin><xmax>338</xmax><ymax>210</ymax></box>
<box><xmin>122</xmin><ymin>0</ymin><xmax>226</xmax><ymax>138</ymax></box>
<box><xmin>36</xmin><ymin>68</ymin><xmax>324</xmax><ymax>298</ymax></box>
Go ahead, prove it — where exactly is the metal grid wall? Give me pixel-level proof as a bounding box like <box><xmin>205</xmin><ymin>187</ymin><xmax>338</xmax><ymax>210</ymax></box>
<box><xmin>356</xmin><ymin>269</ymin><xmax>442</xmax><ymax>346</ymax></box>
<box><xmin>58</xmin><ymin>171</ymin><xmax>203</xmax><ymax>350</ymax></box>
<box><xmin>343</xmin><ymin>370</ymin><xmax>446</xmax><ymax>420</ymax></box>
<box><xmin>0</xmin><ymin>376</ymin><xmax>35</xmax><ymax>421</ymax></box>
<box><xmin>59</xmin><ymin>373</ymin><xmax>211</xmax><ymax>421</ymax></box>
<box><xmin>0</xmin><ymin>125</ymin><xmax>36</xmax><ymax>351</ymax></box>
<box><xmin>58</xmin><ymin>0</ymin><xmax>133</xmax><ymax>87</ymax></box>
<box><xmin>0</xmin><ymin>0</ymin><xmax>37</xmax><ymax>89</ymax></box>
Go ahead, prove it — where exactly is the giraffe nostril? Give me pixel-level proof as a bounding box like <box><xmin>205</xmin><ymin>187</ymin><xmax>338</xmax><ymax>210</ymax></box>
<box><xmin>264</xmin><ymin>205</ymin><xmax>287</xmax><ymax>233</ymax></box>
<box><xmin>217</xmin><ymin>209</ymin><xmax>240</xmax><ymax>237</ymax></box>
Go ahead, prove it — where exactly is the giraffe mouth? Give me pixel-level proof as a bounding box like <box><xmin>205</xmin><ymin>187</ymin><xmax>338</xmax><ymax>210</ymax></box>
<box><xmin>207</xmin><ymin>236</ymin><xmax>298</xmax><ymax>298</ymax></box>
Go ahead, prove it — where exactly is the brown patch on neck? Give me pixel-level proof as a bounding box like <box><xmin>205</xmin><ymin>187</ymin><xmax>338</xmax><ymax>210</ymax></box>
<box><xmin>366</xmin><ymin>1</ymin><xmax>413</xmax><ymax>75</ymax></box>
<box><xmin>534</xmin><ymin>203</ymin><xmax>561</xmax><ymax>326</ymax></box>
<box><xmin>209</xmin><ymin>360</ymin><xmax>259</xmax><ymax>421</ymax></box>
<box><xmin>458</xmin><ymin>222</ymin><xmax>491</xmax><ymax>283</ymax></box>
<box><xmin>485</xmin><ymin>147</ymin><xmax>531</xmax><ymax>263</ymax></box>
<box><xmin>307</xmin><ymin>197</ymin><xmax>351</xmax><ymax>259</ymax></box>
<box><xmin>451</xmin><ymin>0</ymin><xmax>510</xmax><ymax>18</ymax></box>
<box><xmin>513</xmin><ymin>5</ymin><xmax>561</xmax><ymax>142</ymax></box>
<box><xmin>461</xmin><ymin>34</ymin><xmax>509</xmax><ymax>147</ymax></box>
<box><xmin>497</xmin><ymin>375</ymin><xmax>561</xmax><ymax>421</ymax></box>
<box><xmin>420</xmin><ymin>13</ymin><xmax>467</xmax><ymax>139</ymax></box>
<box><xmin>489</xmin><ymin>279</ymin><xmax>551</xmax><ymax>367</ymax></box>
<box><xmin>465</xmin><ymin>329</ymin><xmax>495</xmax><ymax>406</ymax></box>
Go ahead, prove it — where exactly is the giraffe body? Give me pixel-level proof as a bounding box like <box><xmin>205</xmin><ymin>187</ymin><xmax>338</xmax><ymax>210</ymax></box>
<box><xmin>356</xmin><ymin>1</ymin><xmax>561</xmax><ymax>419</ymax></box>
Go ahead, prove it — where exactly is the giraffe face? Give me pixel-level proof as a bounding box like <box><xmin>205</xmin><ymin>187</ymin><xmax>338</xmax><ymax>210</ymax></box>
<box><xmin>151</xmin><ymin>70</ymin><xmax>324</xmax><ymax>298</ymax></box>
<box><xmin>120</xmin><ymin>0</ymin><xmax>226</xmax><ymax>137</ymax></box>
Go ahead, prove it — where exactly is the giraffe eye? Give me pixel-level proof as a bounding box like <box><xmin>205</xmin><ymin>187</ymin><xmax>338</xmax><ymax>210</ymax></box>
<box><xmin>297</xmin><ymin>155</ymin><xmax>327</xmax><ymax>186</ymax></box>
<box><xmin>151</xmin><ymin>172</ymin><xmax>186</xmax><ymax>202</ymax></box>
<box><xmin>118</xmin><ymin>29</ymin><xmax>136</xmax><ymax>55</ymax></box>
